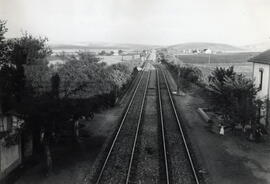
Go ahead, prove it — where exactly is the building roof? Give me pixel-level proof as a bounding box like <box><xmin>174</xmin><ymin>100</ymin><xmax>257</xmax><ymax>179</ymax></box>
<box><xmin>249</xmin><ymin>49</ymin><xmax>270</xmax><ymax>64</ymax></box>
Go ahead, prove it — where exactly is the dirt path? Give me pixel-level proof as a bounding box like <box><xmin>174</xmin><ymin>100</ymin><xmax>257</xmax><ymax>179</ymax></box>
<box><xmin>164</xmin><ymin>65</ymin><xmax>270</xmax><ymax>184</ymax></box>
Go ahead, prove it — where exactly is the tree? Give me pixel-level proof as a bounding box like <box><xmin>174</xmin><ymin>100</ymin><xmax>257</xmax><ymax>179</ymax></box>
<box><xmin>207</xmin><ymin>67</ymin><xmax>261</xmax><ymax>139</ymax></box>
<box><xmin>0</xmin><ymin>20</ymin><xmax>18</xmax><ymax>112</ymax></box>
<box><xmin>0</xmin><ymin>20</ymin><xmax>7</xmax><ymax>42</ymax></box>
<box><xmin>51</xmin><ymin>73</ymin><xmax>60</xmax><ymax>99</ymax></box>
<box><xmin>0</xmin><ymin>20</ymin><xmax>9</xmax><ymax>64</ymax></box>
<box><xmin>8</xmin><ymin>32</ymin><xmax>52</xmax><ymax>65</ymax></box>
<box><xmin>58</xmin><ymin>53</ymin><xmax>114</xmax><ymax>98</ymax></box>
<box><xmin>99</xmin><ymin>50</ymin><xmax>106</xmax><ymax>56</ymax></box>
<box><xmin>208</xmin><ymin>66</ymin><xmax>235</xmax><ymax>84</ymax></box>
<box><xmin>108</xmin><ymin>63</ymin><xmax>132</xmax><ymax>88</ymax></box>
<box><xmin>6</xmin><ymin>32</ymin><xmax>54</xmax><ymax>173</ymax></box>
<box><xmin>0</xmin><ymin>64</ymin><xmax>17</xmax><ymax>112</ymax></box>
<box><xmin>24</xmin><ymin>62</ymin><xmax>52</xmax><ymax>95</ymax></box>
<box><xmin>1</xmin><ymin>20</ymin><xmax>142</xmax><ymax>174</ymax></box>
<box><xmin>118</xmin><ymin>49</ymin><xmax>123</xmax><ymax>55</ymax></box>
<box><xmin>3</xmin><ymin>33</ymin><xmax>53</xmax><ymax>99</ymax></box>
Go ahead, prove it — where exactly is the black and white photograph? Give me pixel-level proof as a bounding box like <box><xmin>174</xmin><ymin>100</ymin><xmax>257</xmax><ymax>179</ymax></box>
<box><xmin>0</xmin><ymin>0</ymin><xmax>270</xmax><ymax>183</ymax></box>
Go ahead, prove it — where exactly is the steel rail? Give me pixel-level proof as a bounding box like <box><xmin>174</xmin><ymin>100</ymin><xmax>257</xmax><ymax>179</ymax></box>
<box><xmin>125</xmin><ymin>70</ymin><xmax>151</xmax><ymax>184</ymax></box>
<box><xmin>160</xmin><ymin>67</ymin><xmax>200</xmax><ymax>184</ymax></box>
<box><xmin>95</xmin><ymin>66</ymin><xmax>147</xmax><ymax>184</ymax></box>
<box><xmin>117</xmin><ymin>67</ymin><xmax>144</xmax><ymax>105</ymax></box>
<box><xmin>157</xmin><ymin>69</ymin><xmax>170</xmax><ymax>184</ymax></box>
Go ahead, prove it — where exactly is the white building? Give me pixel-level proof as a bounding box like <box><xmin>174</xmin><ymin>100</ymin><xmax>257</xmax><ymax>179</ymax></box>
<box><xmin>249</xmin><ymin>49</ymin><xmax>270</xmax><ymax>125</ymax></box>
<box><xmin>204</xmin><ymin>49</ymin><xmax>212</xmax><ymax>54</ymax></box>
<box><xmin>113</xmin><ymin>50</ymin><xmax>119</xmax><ymax>56</ymax></box>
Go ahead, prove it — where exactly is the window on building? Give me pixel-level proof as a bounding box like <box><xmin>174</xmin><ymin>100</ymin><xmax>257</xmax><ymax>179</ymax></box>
<box><xmin>259</xmin><ymin>68</ymin><xmax>264</xmax><ymax>90</ymax></box>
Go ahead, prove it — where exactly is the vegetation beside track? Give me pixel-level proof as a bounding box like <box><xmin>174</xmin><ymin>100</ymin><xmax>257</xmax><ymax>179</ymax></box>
<box><xmin>92</xmin><ymin>70</ymin><xmax>150</xmax><ymax>184</ymax></box>
<box><xmin>159</xmin><ymin>50</ymin><xmax>267</xmax><ymax>142</ymax></box>
<box><xmin>0</xmin><ymin>20</ymin><xmax>144</xmax><ymax>175</ymax></box>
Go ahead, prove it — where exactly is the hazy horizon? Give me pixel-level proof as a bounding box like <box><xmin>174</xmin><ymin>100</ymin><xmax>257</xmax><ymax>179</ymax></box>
<box><xmin>1</xmin><ymin>0</ymin><xmax>270</xmax><ymax>46</ymax></box>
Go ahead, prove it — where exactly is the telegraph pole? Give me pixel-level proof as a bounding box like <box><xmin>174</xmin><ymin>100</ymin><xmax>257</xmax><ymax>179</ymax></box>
<box><xmin>177</xmin><ymin>65</ymin><xmax>181</xmax><ymax>94</ymax></box>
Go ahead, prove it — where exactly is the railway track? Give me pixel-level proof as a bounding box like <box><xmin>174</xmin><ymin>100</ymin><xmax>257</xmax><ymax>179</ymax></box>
<box><xmin>157</xmin><ymin>66</ymin><xmax>200</xmax><ymax>184</ymax></box>
<box><xmin>95</xmin><ymin>65</ymin><xmax>151</xmax><ymax>184</ymax></box>
<box><xmin>94</xmin><ymin>63</ymin><xmax>201</xmax><ymax>184</ymax></box>
<box><xmin>125</xmin><ymin>67</ymin><xmax>167</xmax><ymax>184</ymax></box>
<box><xmin>117</xmin><ymin>66</ymin><xmax>144</xmax><ymax>106</ymax></box>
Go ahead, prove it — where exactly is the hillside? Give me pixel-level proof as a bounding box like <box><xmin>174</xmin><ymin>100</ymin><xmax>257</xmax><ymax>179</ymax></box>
<box><xmin>242</xmin><ymin>41</ymin><xmax>270</xmax><ymax>52</ymax></box>
<box><xmin>50</xmin><ymin>42</ymin><xmax>160</xmax><ymax>50</ymax></box>
<box><xmin>168</xmin><ymin>42</ymin><xmax>244</xmax><ymax>52</ymax></box>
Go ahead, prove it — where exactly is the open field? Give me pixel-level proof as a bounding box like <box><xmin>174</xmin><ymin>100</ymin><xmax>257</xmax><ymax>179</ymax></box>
<box><xmin>48</xmin><ymin>54</ymin><xmax>141</xmax><ymax>66</ymax></box>
<box><xmin>100</xmin><ymin>55</ymin><xmax>140</xmax><ymax>65</ymax></box>
<box><xmin>177</xmin><ymin>52</ymin><xmax>259</xmax><ymax>64</ymax></box>
<box><xmin>193</xmin><ymin>62</ymin><xmax>253</xmax><ymax>80</ymax></box>
<box><xmin>175</xmin><ymin>53</ymin><xmax>258</xmax><ymax>80</ymax></box>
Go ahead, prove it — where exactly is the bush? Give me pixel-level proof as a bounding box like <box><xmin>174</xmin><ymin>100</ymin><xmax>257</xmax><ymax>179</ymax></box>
<box><xmin>207</xmin><ymin>67</ymin><xmax>260</xmax><ymax>134</ymax></box>
<box><xmin>178</xmin><ymin>66</ymin><xmax>202</xmax><ymax>83</ymax></box>
<box><xmin>208</xmin><ymin>66</ymin><xmax>235</xmax><ymax>84</ymax></box>
<box><xmin>166</xmin><ymin>61</ymin><xmax>202</xmax><ymax>84</ymax></box>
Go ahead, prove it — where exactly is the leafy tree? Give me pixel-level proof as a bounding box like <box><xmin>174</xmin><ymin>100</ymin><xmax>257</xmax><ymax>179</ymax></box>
<box><xmin>0</xmin><ymin>64</ymin><xmax>17</xmax><ymax>112</ymax></box>
<box><xmin>0</xmin><ymin>20</ymin><xmax>20</xmax><ymax>112</ymax></box>
<box><xmin>108</xmin><ymin>63</ymin><xmax>132</xmax><ymax>88</ymax></box>
<box><xmin>0</xmin><ymin>20</ymin><xmax>9</xmax><ymax>64</ymax></box>
<box><xmin>0</xmin><ymin>20</ymin><xmax>140</xmax><ymax>173</ymax></box>
<box><xmin>0</xmin><ymin>20</ymin><xmax>7</xmax><ymax>42</ymax></box>
<box><xmin>8</xmin><ymin>32</ymin><xmax>52</xmax><ymax>65</ymax></box>
<box><xmin>178</xmin><ymin>65</ymin><xmax>202</xmax><ymax>83</ymax></box>
<box><xmin>208</xmin><ymin>66</ymin><xmax>235</xmax><ymax>84</ymax></box>
<box><xmin>24</xmin><ymin>62</ymin><xmax>52</xmax><ymax>95</ymax></box>
<box><xmin>77</xmin><ymin>51</ymin><xmax>100</xmax><ymax>63</ymax></box>
<box><xmin>99</xmin><ymin>50</ymin><xmax>106</xmax><ymax>56</ymax></box>
<box><xmin>58</xmin><ymin>52</ymin><xmax>114</xmax><ymax>98</ymax></box>
<box><xmin>118</xmin><ymin>49</ymin><xmax>123</xmax><ymax>55</ymax></box>
<box><xmin>2</xmin><ymin>32</ymin><xmax>53</xmax><ymax>99</ymax></box>
<box><xmin>207</xmin><ymin>67</ymin><xmax>261</xmax><ymax>138</ymax></box>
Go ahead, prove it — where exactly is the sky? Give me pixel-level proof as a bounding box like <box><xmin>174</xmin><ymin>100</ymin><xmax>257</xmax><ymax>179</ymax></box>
<box><xmin>0</xmin><ymin>0</ymin><xmax>270</xmax><ymax>46</ymax></box>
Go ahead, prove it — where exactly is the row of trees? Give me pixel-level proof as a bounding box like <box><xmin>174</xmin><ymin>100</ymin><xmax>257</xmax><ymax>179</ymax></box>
<box><xmin>98</xmin><ymin>49</ymin><xmax>124</xmax><ymax>56</ymax></box>
<box><xmin>0</xmin><ymin>20</ymin><xmax>139</xmax><ymax>172</ymax></box>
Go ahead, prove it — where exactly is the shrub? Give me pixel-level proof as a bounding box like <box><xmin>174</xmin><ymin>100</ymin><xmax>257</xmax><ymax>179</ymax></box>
<box><xmin>207</xmin><ymin>67</ymin><xmax>261</xmax><ymax>134</ymax></box>
<box><xmin>208</xmin><ymin>66</ymin><xmax>236</xmax><ymax>84</ymax></box>
<box><xmin>178</xmin><ymin>65</ymin><xmax>202</xmax><ymax>83</ymax></box>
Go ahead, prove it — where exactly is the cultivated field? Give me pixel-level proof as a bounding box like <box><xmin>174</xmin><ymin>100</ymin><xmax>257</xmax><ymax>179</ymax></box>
<box><xmin>177</xmin><ymin>52</ymin><xmax>259</xmax><ymax>79</ymax></box>
<box><xmin>193</xmin><ymin>62</ymin><xmax>253</xmax><ymax>80</ymax></box>
<box><xmin>177</xmin><ymin>52</ymin><xmax>258</xmax><ymax>64</ymax></box>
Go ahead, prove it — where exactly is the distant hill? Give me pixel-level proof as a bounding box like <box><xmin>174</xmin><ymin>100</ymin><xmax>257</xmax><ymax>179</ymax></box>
<box><xmin>50</xmin><ymin>42</ymin><xmax>160</xmax><ymax>50</ymax></box>
<box><xmin>168</xmin><ymin>42</ymin><xmax>244</xmax><ymax>52</ymax></box>
<box><xmin>242</xmin><ymin>41</ymin><xmax>270</xmax><ymax>52</ymax></box>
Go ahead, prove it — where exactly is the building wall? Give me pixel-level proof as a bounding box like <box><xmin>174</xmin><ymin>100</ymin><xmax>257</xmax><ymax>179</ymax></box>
<box><xmin>0</xmin><ymin>139</ymin><xmax>21</xmax><ymax>180</ymax></box>
<box><xmin>253</xmin><ymin>63</ymin><xmax>270</xmax><ymax>100</ymax></box>
<box><xmin>0</xmin><ymin>115</ymin><xmax>23</xmax><ymax>181</ymax></box>
<box><xmin>253</xmin><ymin>63</ymin><xmax>270</xmax><ymax>126</ymax></box>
